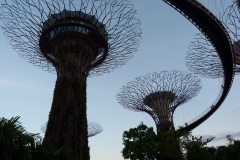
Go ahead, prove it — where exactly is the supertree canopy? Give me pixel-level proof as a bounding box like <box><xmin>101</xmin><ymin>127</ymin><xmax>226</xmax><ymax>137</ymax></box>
<box><xmin>186</xmin><ymin>33</ymin><xmax>240</xmax><ymax>78</ymax></box>
<box><xmin>181</xmin><ymin>134</ymin><xmax>215</xmax><ymax>159</ymax></box>
<box><xmin>0</xmin><ymin>0</ymin><xmax>141</xmax><ymax>159</ymax></box>
<box><xmin>87</xmin><ymin>121</ymin><xmax>103</xmax><ymax>138</ymax></box>
<box><xmin>181</xmin><ymin>135</ymin><xmax>215</xmax><ymax>149</ymax></box>
<box><xmin>0</xmin><ymin>0</ymin><xmax>141</xmax><ymax>76</ymax></box>
<box><xmin>39</xmin><ymin>9</ymin><xmax>110</xmax><ymax>75</ymax></box>
<box><xmin>117</xmin><ymin>71</ymin><xmax>202</xmax><ymax>132</ymax></box>
<box><xmin>41</xmin><ymin>121</ymin><xmax>103</xmax><ymax>138</ymax></box>
<box><xmin>186</xmin><ymin>33</ymin><xmax>225</xmax><ymax>79</ymax></box>
<box><xmin>195</xmin><ymin>135</ymin><xmax>215</xmax><ymax>146</ymax></box>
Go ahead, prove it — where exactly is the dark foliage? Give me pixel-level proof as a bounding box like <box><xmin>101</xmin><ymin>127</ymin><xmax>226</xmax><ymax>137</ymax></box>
<box><xmin>122</xmin><ymin>122</ymin><xmax>186</xmax><ymax>160</ymax></box>
<box><xmin>0</xmin><ymin>116</ymin><xmax>73</xmax><ymax>160</ymax></box>
<box><xmin>207</xmin><ymin>135</ymin><xmax>240</xmax><ymax>160</ymax></box>
<box><xmin>121</xmin><ymin>122</ymin><xmax>236</xmax><ymax>160</ymax></box>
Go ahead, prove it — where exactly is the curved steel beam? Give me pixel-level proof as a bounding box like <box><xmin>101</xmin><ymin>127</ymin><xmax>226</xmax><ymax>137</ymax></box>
<box><xmin>162</xmin><ymin>0</ymin><xmax>235</xmax><ymax>131</ymax></box>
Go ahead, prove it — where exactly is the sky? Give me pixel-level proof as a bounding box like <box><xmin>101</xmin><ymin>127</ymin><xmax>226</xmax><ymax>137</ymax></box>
<box><xmin>0</xmin><ymin>0</ymin><xmax>240</xmax><ymax>159</ymax></box>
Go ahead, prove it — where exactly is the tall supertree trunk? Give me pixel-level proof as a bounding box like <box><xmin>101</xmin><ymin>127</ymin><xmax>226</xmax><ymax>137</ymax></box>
<box><xmin>44</xmin><ymin>73</ymin><xmax>89</xmax><ymax>160</ymax></box>
<box><xmin>0</xmin><ymin>1</ymin><xmax>141</xmax><ymax>159</ymax></box>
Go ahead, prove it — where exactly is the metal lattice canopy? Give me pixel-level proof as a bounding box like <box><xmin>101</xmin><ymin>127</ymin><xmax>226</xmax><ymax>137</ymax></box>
<box><xmin>88</xmin><ymin>121</ymin><xmax>103</xmax><ymax>137</ymax></box>
<box><xmin>186</xmin><ymin>32</ymin><xmax>240</xmax><ymax>78</ymax></box>
<box><xmin>181</xmin><ymin>135</ymin><xmax>215</xmax><ymax>149</ymax></box>
<box><xmin>200</xmin><ymin>135</ymin><xmax>215</xmax><ymax>145</ymax></box>
<box><xmin>41</xmin><ymin>121</ymin><xmax>103</xmax><ymax>138</ymax></box>
<box><xmin>117</xmin><ymin>70</ymin><xmax>202</xmax><ymax>132</ymax></box>
<box><xmin>0</xmin><ymin>0</ymin><xmax>141</xmax><ymax>76</ymax></box>
<box><xmin>186</xmin><ymin>33</ymin><xmax>225</xmax><ymax>79</ymax></box>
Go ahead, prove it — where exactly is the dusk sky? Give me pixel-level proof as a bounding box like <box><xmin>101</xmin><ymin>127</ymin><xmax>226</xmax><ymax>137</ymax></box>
<box><xmin>1</xmin><ymin>0</ymin><xmax>240</xmax><ymax>160</ymax></box>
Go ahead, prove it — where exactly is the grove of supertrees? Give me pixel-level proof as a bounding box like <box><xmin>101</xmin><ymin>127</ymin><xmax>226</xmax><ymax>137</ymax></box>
<box><xmin>0</xmin><ymin>0</ymin><xmax>141</xmax><ymax>159</ymax></box>
<box><xmin>117</xmin><ymin>70</ymin><xmax>202</xmax><ymax>133</ymax></box>
<box><xmin>185</xmin><ymin>1</ymin><xmax>240</xmax><ymax>79</ymax></box>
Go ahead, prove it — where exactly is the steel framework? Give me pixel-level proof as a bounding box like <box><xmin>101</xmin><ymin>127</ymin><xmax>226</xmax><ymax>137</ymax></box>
<box><xmin>181</xmin><ymin>135</ymin><xmax>215</xmax><ymax>149</ymax></box>
<box><xmin>87</xmin><ymin>121</ymin><xmax>103</xmax><ymax>138</ymax></box>
<box><xmin>186</xmin><ymin>32</ymin><xmax>240</xmax><ymax>79</ymax></box>
<box><xmin>0</xmin><ymin>0</ymin><xmax>141</xmax><ymax>159</ymax></box>
<box><xmin>181</xmin><ymin>134</ymin><xmax>215</xmax><ymax>159</ymax></box>
<box><xmin>117</xmin><ymin>70</ymin><xmax>202</xmax><ymax>132</ymax></box>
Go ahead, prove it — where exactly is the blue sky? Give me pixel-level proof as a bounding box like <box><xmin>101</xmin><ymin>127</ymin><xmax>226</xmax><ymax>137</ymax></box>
<box><xmin>1</xmin><ymin>0</ymin><xmax>240</xmax><ymax>159</ymax></box>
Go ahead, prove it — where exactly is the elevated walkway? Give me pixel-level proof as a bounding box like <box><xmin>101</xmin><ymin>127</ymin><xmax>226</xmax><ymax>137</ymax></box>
<box><xmin>162</xmin><ymin>0</ymin><xmax>235</xmax><ymax>131</ymax></box>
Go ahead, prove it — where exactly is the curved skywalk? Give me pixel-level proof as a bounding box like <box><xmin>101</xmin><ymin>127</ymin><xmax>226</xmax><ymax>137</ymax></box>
<box><xmin>162</xmin><ymin>0</ymin><xmax>235</xmax><ymax>131</ymax></box>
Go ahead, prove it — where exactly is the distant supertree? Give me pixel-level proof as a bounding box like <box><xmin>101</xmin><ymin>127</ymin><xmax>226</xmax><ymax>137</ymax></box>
<box><xmin>181</xmin><ymin>135</ymin><xmax>215</xmax><ymax>149</ymax></box>
<box><xmin>185</xmin><ymin>1</ymin><xmax>240</xmax><ymax>78</ymax></box>
<box><xmin>186</xmin><ymin>33</ymin><xmax>240</xmax><ymax>78</ymax></box>
<box><xmin>117</xmin><ymin>71</ymin><xmax>202</xmax><ymax>133</ymax></box>
<box><xmin>194</xmin><ymin>135</ymin><xmax>215</xmax><ymax>146</ymax></box>
<box><xmin>181</xmin><ymin>135</ymin><xmax>215</xmax><ymax>159</ymax></box>
<box><xmin>0</xmin><ymin>0</ymin><xmax>141</xmax><ymax>159</ymax></box>
<box><xmin>41</xmin><ymin>121</ymin><xmax>103</xmax><ymax>138</ymax></box>
<box><xmin>87</xmin><ymin>121</ymin><xmax>103</xmax><ymax>137</ymax></box>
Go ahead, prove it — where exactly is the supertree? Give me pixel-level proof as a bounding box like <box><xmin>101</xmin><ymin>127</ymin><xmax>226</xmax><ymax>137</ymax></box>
<box><xmin>181</xmin><ymin>135</ymin><xmax>215</xmax><ymax>149</ymax></box>
<box><xmin>185</xmin><ymin>1</ymin><xmax>240</xmax><ymax>79</ymax></box>
<box><xmin>0</xmin><ymin>0</ymin><xmax>141</xmax><ymax>159</ymax></box>
<box><xmin>181</xmin><ymin>135</ymin><xmax>215</xmax><ymax>159</ymax></box>
<box><xmin>41</xmin><ymin>121</ymin><xmax>103</xmax><ymax>138</ymax></box>
<box><xmin>87</xmin><ymin>121</ymin><xmax>103</xmax><ymax>138</ymax></box>
<box><xmin>117</xmin><ymin>70</ymin><xmax>202</xmax><ymax>133</ymax></box>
